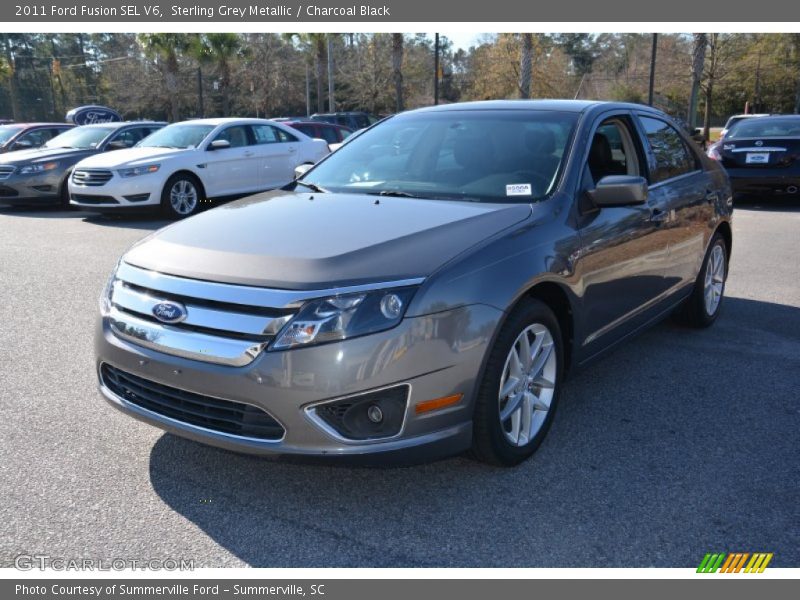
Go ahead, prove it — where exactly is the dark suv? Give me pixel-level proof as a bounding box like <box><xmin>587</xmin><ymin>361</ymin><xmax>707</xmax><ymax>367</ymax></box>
<box><xmin>310</xmin><ymin>111</ymin><xmax>378</xmax><ymax>131</ymax></box>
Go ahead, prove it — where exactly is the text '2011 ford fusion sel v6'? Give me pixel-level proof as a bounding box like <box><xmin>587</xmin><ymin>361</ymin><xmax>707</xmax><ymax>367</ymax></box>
<box><xmin>96</xmin><ymin>100</ymin><xmax>732</xmax><ymax>466</ymax></box>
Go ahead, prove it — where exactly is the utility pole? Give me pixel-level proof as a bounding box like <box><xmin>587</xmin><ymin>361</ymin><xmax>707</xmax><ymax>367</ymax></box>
<box><xmin>305</xmin><ymin>63</ymin><xmax>311</xmax><ymax>117</ymax></box>
<box><xmin>197</xmin><ymin>67</ymin><xmax>204</xmax><ymax>118</ymax></box>
<box><xmin>434</xmin><ymin>33</ymin><xmax>440</xmax><ymax>105</ymax></box>
<box><xmin>754</xmin><ymin>49</ymin><xmax>762</xmax><ymax>113</ymax></box>
<box><xmin>327</xmin><ymin>36</ymin><xmax>335</xmax><ymax>112</ymax></box>
<box><xmin>648</xmin><ymin>33</ymin><xmax>658</xmax><ymax>106</ymax></box>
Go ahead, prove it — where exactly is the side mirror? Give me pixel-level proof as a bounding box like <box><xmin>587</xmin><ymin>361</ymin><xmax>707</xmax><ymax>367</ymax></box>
<box><xmin>294</xmin><ymin>163</ymin><xmax>313</xmax><ymax>179</ymax></box>
<box><xmin>588</xmin><ymin>175</ymin><xmax>648</xmax><ymax>207</ymax></box>
<box><xmin>11</xmin><ymin>140</ymin><xmax>33</xmax><ymax>151</ymax></box>
<box><xmin>106</xmin><ymin>140</ymin><xmax>129</xmax><ymax>150</ymax></box>
<box><xmin>208</xmin><ymin>139</ymin><xmax>231</xmax><ymax>151</ymax></box>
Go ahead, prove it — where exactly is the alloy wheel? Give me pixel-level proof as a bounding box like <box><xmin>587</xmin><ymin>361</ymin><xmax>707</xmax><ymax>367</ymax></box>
<box><xmin>497</xmin><ymin>323</ymin><xmax>557</xmax><ymax>447</ymax></box>
<box><xmin>703</xmin><ymin>244</ymin><xmax>725</xmax><ymax>316</ymax></box>
<box><xmin>170</xmin><ymin>180</ymin><xmax>198</xmax><ymax>216</ymax></box>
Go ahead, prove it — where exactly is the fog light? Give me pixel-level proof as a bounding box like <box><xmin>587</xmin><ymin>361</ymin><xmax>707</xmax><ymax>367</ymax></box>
<box><xmin>312</xmin><ymin>385</ymin><xmax>409</xmax><ymax>440</ymax></box>
<box><xmin>367</xmin><ymin>404</ymin><xmax>384</xmax><ymax>423</ymax></box>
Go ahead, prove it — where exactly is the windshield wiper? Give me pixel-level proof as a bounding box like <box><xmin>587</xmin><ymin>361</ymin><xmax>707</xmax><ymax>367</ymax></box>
<box><xmin>295</xmin><ymin>180</ymin><xmax>328</xmax><ymax>193</ymax></box>
<box><xmin>369</xmin><ymin>189</ymin><xmax>421</xmax><ymax>198</ymax></box>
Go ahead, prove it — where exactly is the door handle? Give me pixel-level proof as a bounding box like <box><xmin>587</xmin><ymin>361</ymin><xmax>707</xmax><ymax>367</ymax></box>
<box><xmin>287</xmin><ymin>146</ymin><xmax>297</xmax><ymax>153</ymax></box>
<box><xmin>705</xmin><ymin>190</ymin><xmax>718</xmax><ymax>202</ymax></box>
<box><xmin>243</xmin><ymin>151</ymin><xmax>254</xmax><ymax>157</ymax></box>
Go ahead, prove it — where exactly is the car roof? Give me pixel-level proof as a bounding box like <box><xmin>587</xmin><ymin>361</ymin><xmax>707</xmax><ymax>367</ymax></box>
<box><xmin>411</xmin><ymin>99</ymin><xmax>658</xmax><ymax>115</ymax></box>
<box><xmin>77</xmin><ymin>121</ymin><xmax>166</xmax><ymax>129</ymax></box>
<box><xmin>172</xmin><ymin>117</ymin><xmax>274</xmax><ymax>127</ymax></box>
<box><xmin>1</xmin><ymin>122</ymin><xmax>72</xmax><ymax>128</ymax></box>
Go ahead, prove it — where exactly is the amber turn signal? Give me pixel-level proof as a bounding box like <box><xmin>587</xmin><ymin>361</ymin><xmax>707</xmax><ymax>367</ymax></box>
<box><xmin>415</xmin><ymin>393</ymin><xmax>463</xmax><ymax>415</ymax></box>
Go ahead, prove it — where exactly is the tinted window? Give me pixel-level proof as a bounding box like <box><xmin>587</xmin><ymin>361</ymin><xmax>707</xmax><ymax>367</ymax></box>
<box><xmin>301</xmin><ymin>110</ymin><xmax>579</xmax><ymax>202</ymax></box>
<box><xmin>726</xmin><ymin>117</ymin><xmax>800</xmax><ymax>139</ymax></box>
<box><xmin>639</xmin><ymin>117</ymin><xmax>696</xmax><ymax>183</ymax></box>
<box><xmin>214</xmin><ymin>125</ymin><xmax>250</xmax><ymax>148</ymax></box>
<box><xmin>109</xmin><ymin>128</ymin><xmax>147</xmax><ymax>148</ymax></box>
<box><xmin>587</xmin><ymin>120</ymin><xmax>637</xmax><ymax>184</ymax></box>
<box><xmin>17</xmin><ymin>129</ymin><xmax>53</xmax><ymax>147</ymax></box>
<box><xmin>318</xmin><ymin>125</ymin><xmax>340</xmax><ymax>144</ymax></box>
<box><xmin>291</xmin><ymin>124</ymin><xmax>316</xmax><ymax>138</ymax></box>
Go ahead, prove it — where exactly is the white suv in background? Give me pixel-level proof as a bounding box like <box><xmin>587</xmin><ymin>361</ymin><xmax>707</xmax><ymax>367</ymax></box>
<box><xmin>69</xmin><ymin>118</ymin><xmax>329</xmax><ymax>218</ymax></box>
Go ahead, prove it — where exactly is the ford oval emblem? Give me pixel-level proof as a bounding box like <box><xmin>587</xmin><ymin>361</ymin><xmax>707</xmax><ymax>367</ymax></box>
<box><xmin>755</xmin><ymin>140</ymin><xmax>764</xmax><ymax>147</ymax></box>
<box><xmin>152</xmin><ymin>301</ymin><xmax>187</xmax><ymax>324</ymax></box>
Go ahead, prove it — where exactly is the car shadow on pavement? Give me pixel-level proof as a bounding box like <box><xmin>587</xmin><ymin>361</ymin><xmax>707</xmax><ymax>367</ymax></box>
<box><xmin>146</xmin><ymin>296</ymin><xmax>800</xmax><ymax>568</ymax></box>
<box><xmin>734</xmin><ymin>197</ymin><xmax>800</xmax><ymax>212</ymax></box>
<box><xmin>81</xmin><ymin>213</ymin><xmax>170</xmax><ymax>230</ymax></box>
<box><xmin>0</xmin><ymin>205</ymin><xmax>88</xmax><ymax>219</ymax></box>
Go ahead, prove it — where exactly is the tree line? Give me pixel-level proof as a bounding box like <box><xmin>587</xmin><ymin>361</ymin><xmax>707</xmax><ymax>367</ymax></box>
<box><xmin>1</xmin><ymin>33</ymin><xmax>799</xmax><ymax>130</ymax></box>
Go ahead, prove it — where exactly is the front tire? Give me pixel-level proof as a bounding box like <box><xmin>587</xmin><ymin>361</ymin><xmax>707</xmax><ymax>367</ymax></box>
<box><xmin>471</xmin><ymin>299</ymin><xmax>563</xmax><ymax>466</ymax></box>
<box><xmin>161</xmin><ymin>174</ymin><xmax>202</xmax><ymax>219</ymax></box>
<box><xmin>677</xmin><ymin>232</ymin><xmax>728</xmax><ymax>328</ymax></box>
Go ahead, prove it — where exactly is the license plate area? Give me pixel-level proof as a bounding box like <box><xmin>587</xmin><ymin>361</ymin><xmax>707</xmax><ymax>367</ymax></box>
<box><xmin>746</xmin><ymin>152</ymin><xmax>770</xmax><ymax>164</ymax></box>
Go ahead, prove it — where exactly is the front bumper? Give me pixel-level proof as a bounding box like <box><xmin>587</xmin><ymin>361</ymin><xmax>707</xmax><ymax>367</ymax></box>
<box><xmin>726</xmin><ymin>168</ymin><xmax>800</xmax><ymax>197</ymax></box>
<box><xmin>96</xmin><ymin>303</ymin><xmax>502</xmax><ymax>461</ymax></box>
<box><xmin>0</xmin><ymin>171</ymin><xmax>63</xmax><ymax>205</ymax></box>
<box><xmin>70</xmin><ymin>172</ymin><xmax>161</xmax><ymax>209</ymax></box>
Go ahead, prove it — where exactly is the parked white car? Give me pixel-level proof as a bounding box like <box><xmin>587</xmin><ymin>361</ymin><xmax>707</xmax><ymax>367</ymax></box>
<box><xmin>69</xmin><ymin>118</ymin><xmax>329</xmax><ymax>218</ymax></box>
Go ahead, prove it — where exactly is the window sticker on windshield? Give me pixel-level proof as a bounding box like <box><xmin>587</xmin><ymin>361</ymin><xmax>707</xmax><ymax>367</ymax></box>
<box><xmin>506</xmin><ymin>183</ymin><xmax>532</xmax><ymax>197</ymax></box>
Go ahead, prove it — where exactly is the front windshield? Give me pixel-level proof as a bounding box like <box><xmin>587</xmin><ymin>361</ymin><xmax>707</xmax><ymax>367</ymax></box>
<box><xmin>727</xmin><ymin>117</ymin><xmax>800</xmax><ymax>139</ymax></box>
<box><xmin>139</xmin><ymin>124</ymin><xmax>215</xmax><ymax>149</ymax></box>
<box><xmin>0</xmin><ymin>125</ymin><xmax>23</xmax><ymax>144</ymax></box>
<box><xmin>45</xmin><ymin>126</ymin><xmax>116</xmax><ymax>149</ymax></box>
<box><xmin>300</xmin><ymin>110</ymin><xmax>578</xmax><ymax>202</ymax></box>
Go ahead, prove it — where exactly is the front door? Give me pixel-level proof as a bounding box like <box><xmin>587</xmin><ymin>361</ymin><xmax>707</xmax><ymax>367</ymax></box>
<box><xmin>576</xmin><ymin>115</ymin><xmax>673</xmax><ymax>357</ymax></box>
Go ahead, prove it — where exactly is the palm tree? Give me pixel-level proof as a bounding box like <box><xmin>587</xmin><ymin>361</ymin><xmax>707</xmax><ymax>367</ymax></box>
<box><xmin>392</xmin><ymin>33</ymin><xmax>404</xmax><ymax>112</ymax></box>
<box><xmin>284</xmin><ymin>33</ymin><xmax>328</xmax><ymax>113</ymax></box>
<box><xmin>196</xmin><ymin>33</ymin><xmax>244</xmax><ymax>117</ymax></box>
<box><xmin>137</xmin><ymin>33</ymin><xmax>198</xmax><ymax>121</ymax></box>
<box><xmin>519</xmin><ymin>33</ymin><xmax>533</xmax><ymax>99</ymax></box>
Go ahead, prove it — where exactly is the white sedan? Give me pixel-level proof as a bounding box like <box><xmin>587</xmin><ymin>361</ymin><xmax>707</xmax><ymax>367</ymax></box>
<box><xmin>69</xmin><ymin>118</ymin><xmax>329</xmax><ymax>218</ymax></box>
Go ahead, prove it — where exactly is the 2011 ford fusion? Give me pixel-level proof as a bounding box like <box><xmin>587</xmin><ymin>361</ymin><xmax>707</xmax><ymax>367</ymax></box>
<box><xmin>96</xmin><ymin>100</ymin><xmax>732</xmax><ymax>466</ymax></box>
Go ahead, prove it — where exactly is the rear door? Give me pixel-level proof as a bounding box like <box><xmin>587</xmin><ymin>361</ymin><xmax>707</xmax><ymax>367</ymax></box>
<box><xmin>635</xmin><ymin>114</ymin><xmax>714</xmax><ymax>292</ymax></box>
<box><xmin>250</xmin><ymin>124</ymin><xmax>300</xmax><ymax>190</ymax></box>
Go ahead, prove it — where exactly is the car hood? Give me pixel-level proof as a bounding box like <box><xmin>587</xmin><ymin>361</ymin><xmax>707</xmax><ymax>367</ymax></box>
<box><xmin>123</xmin><ymin>191</ymin><xmax>532</xmax><ymax>290</ymax></box>
<box><xmin>0</xmin><ymin>146</ymin><xmax>94</xmax><ymax>165</ymax></box>
<box><xmin>76</xmin><ymin>146</ymin><xmax>190</xmax><ymax>169</ymax></box>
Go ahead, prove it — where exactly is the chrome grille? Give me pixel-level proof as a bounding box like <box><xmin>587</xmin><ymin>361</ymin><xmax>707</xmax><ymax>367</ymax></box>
<box><xmin>72</xmin><ymin>168</ymin><xmax>113</xmax><ymax>186</ymax></box>
<box><xmin>0</xmin><ymin>165</ymin><xmax>15</xmax><ymax>180</ymax></box>
<box><xmin>109</xmin><ymin>263</ymin><xmax>294</xmax><ymax>367</ymax></box>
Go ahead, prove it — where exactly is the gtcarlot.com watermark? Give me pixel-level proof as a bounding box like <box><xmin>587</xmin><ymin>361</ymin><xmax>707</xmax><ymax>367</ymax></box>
<box><xmin>14</xmin><ymin>554</ymin><xmax>194</xmax><ymax>571</ymax></box>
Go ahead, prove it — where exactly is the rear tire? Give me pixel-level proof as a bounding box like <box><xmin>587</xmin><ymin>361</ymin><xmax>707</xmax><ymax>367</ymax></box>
<box><xmin>471</xmin><ymin>298</ymin><xmax>563</xmax><ymax>466</ymax></box>
<box><xmin>161</xmin><ymin>173</ymin><xmax>202</xmax><ymax>219</ymax></box>
<box><xmin>677</xmin><ymin>232</ymin><xmax>727</xmax><ymax>328</ymax></box>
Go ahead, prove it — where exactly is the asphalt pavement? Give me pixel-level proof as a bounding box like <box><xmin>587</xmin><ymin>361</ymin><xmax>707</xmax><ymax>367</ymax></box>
<box><xmin>0</xmin><ymin>200</ymin><xmax>798</xmax><ymax>568</ymax></box>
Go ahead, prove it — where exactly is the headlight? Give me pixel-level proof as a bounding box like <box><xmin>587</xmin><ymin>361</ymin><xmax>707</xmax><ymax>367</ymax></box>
<box><xmin>118</xmin><ymin>164</ymin><xmax>160</xmax><ymax>178</ymax></box>
<box><xmin>271</xmin><ymin>286</ymin><xmax>417</xmax><ymax>350</ymax></box>
<box><xmin>99</xmin><ymin>261</ymin><xmax>120</xmax><ymax>316</ymax></box>
<box><xmin>19</xmin><ymin>161</ymin><xmax>59</xmax><ymax>174</ymax></box>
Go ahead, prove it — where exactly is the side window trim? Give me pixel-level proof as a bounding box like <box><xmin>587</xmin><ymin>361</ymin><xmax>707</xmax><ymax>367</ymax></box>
<box><xmin>581</xmin><ymin>110</ymin><xmax>647</xmax><ymax>192</ymax></box>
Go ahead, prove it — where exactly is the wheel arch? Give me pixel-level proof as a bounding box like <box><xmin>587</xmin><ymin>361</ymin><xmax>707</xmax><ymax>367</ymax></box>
<box><xmin>523</xmin><ymin>281</ymin><xmax>575</xmax><ymax>377</ymax></box>
<box><xmin>165</xmin><ymin>169</ymin><xmax>206</xmax><ymax>200</ymax></box>
<box><xmin>715</xmin><ymin>220</ymin><xmax>732</xmax><ymax>264</ymax></box>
